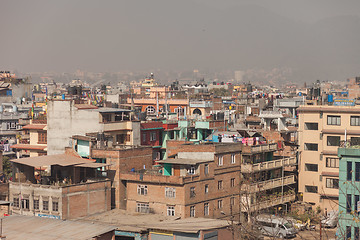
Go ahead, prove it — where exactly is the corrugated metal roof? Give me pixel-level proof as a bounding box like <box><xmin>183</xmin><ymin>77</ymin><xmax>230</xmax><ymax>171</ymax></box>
<box><xmin>10</xmin><ymin>154</ymin><xmax>94</xmax><ymax>168</ymax></box>
<box><xmin>22</xmin><ymin>124</ymin><xmax>47</xmax><ymax>130</ymax></box>
<box><xmin>10</xmin><ymin>144</ymin><xmax>46</xmax><ymax>150</ymax></box>
<box><xmin>1</xmin><ymin>215</ymin><xmax>115</xmax><ymax>240</ymax></box>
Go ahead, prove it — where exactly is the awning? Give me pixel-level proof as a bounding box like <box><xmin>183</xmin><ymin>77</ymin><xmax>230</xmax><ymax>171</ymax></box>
<box><xmin>11</xmin><ymin>154</ymin><xmax>95</xmax><ymax>168</ymax></box>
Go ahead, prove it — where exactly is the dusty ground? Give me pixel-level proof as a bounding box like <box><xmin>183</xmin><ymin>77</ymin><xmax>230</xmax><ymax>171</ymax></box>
<box><xmin>264</xmin><ymin>225</ymin><xmax>337</xmax><ymax>239</ymax></box>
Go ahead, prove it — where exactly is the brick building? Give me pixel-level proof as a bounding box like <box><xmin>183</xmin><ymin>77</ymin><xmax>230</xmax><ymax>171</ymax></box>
<box><xmin>119</xmin><ymin>141</ymin><xmax>296</xmax><ymax>221</ymax></box>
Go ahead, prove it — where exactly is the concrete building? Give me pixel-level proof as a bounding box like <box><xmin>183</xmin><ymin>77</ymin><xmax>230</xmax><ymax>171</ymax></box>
<box><xmin>47</xmin><ymin>100</ymin><xmax>140</xmax><ymax>155</ymax></box>
<box><xmin>11</xmin><ymin>120</ymin><xmax>47</xmax><ymax>157</ymax></box>
<box><xmin>298</xmin><ymin>105</ymin><xmax>360</xmax><ymax>212</ymax></box>
<box><xmin>9</xmin><ymin>153</ymin><xmax>111</xmax><ymax>219</ymax></box>
<box><xmin>127</xmin><ymin>98</ymin><xmax>188</xmax><ymax>117</ymax></box>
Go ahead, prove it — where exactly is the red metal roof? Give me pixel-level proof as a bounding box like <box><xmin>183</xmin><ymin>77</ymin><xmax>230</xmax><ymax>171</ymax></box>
<box><xmin>11</xmin><ymin>144</ymin><xmax>46</xmax><ymax>151</ymax></box>
<box><xmin>22</xmin><ymin>124</ymin><xmax>46</xmax><ymax>130</ymax></box>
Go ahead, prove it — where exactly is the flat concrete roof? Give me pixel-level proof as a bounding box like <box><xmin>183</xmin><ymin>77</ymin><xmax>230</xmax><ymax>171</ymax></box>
<box><xmin>1</xmin><ymin>215</ymin><xmax>116</xmax><ymax>240</ymax></box>
<box><xmin>96</xmin><ymin>108</ymin><xmax>131</xmax><ymax>113</ymax></box>
<box><xmin>83</xmin><ymin>209</ymin><xmax>231</xmax><ymax>233</ymax></box>
<box><xmin>157</xmin><ymin>158</ymin><xmax>212</xmax><ymax>165</ymax></box>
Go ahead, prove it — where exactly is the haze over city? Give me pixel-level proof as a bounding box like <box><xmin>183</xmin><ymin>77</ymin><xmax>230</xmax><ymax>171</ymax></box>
<box><xmin>1</xmin><ymin>0</ymin><xmax>360</xmax><ymax>84</ymax></box>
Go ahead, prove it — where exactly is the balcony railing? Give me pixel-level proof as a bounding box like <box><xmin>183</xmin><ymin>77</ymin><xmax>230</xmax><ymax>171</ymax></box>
<box><xmin>241</xmin><ymin>193</ymin><xmax>296</xmax><ymax>212</ymax></box>
<box><xmin>241</xmin><ymin>157</ymin><xmax>296</xmax><ymax>173</ymax></box>
<box><xmin>243</xmin><ymin>175</ymin><xmax>296</xmax><ymax>193</ymax></box>
<box><xmin>243</xmin><ymin>143</ymin><xmax>278</xmax><ymax>154</ymax></box>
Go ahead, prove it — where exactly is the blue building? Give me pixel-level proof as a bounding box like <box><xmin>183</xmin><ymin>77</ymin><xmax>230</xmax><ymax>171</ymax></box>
<box><xmin>338</xmin><ymin>148</ymin><xmax>360</xmax><ymax>240</ymax></box>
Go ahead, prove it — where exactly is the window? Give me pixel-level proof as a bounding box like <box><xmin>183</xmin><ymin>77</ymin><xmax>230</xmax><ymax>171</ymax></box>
<box><xmin>356</xmin><ymin>163</ymin><xmax>360</xmax><ymax>182</ymax></box>
<box><xmin>356</xmin><ymin>227</ymin><xmax>360</xmax><ymax>240</ymax></box>
<box><xmin>205</xmin><ymin>184</ymin><xmax>209</xmax><ymax>194</ymax></box>
<box><xmin>102</xmin><ymin>114</ymin><xmax>112</xmax><ymax>123</ymax></box>
<box><xmin>305</xmin><ymin>122</ymin><xmax>318</xmax><ymax>130</ymax></box>
<box><xmin>43</xmin><ymin>200</ymin><xmax>49</xmax><ymax>211</ymax></box>
<box><xmin>326</xmin><ymin>178</ymin><xmax>339</xmax><ymax>189</ymax></box>
<box><xmin>351</xmin><ymin>137</ymin><xmax>360</xmax><ymax>146</ymax></box>
<box><xmin>347</xmin><ymin>226</ymin><xmax>352</xmax><ymax>240</ymax></box>
<box><xmin>136</xmin><ymin>202</ymin><xmax>150</xmax><ymax>213</ymax></box>
<box><xmin>347</xmin><ymin>161</ymin><xmax>353</xmax><ymax>181</ymax></box>
<box><xmin>190</xmin><ymin>187</ymin><xmax>196</xmax><ymax>198</ymax></box>
<box><xmin>347</xmin><ymin>194</ymin><xmax>352</xmax><ymax>213</ymax></box>
<box><xmin>231</xmin><ymin>178</ymin><xmax>235</xmax><ymax>187</ymax></box>
<box><xmin>327</xmin><ymin>115</ymin><xmax>341</xmax><ymax>125</ymax></box>
<box><xmin>190</xmin><ymin>206</ymin><xmax>195</xmax><ymax>217</ymax></box>
<box><xmin>22</xmin><ymin>199</ymin><xmax>29</xmax><ymax>210</ymax></box>
<box><xmin>304</xmin><ymin>143</ymin><xmax>318</xmax><ymax>151</ymax></box>
<box><xmin>187</xmin><ymin>166</ymin><xmax>196</xmax><ymax>175</ymax></box>
<box><xmin>218</xmin><ymin>180</ymin><xmax>223</xmax><ymax>190</ymax></box>
<box><xmin>142</xmin><ymin>133</ymin><xmax>146</xmax><ymax>143</ymax></box>
<box><xmin>165</xmin><ymin>187</ymin><xmax>176</xmax><ymax>198</ymax></box>
<box><xmin>116</xmin><ymin>134</ymin><xmax>126</xmax><ymax>144</ymax></box>
<box><xmin>52</xmin><ymin>201</ymin><xmax>59</xmax><ymax>212</ymax></box>
<box><xmin>351</xmin><ymin>116</ymin><xmax>360</xmax><ymax>126</ymax></box>
<box><xmin>175</xmin><ymin>106</ymin><xmax>184</xmax><ymax>115</ymax></box>
<box><xmin>305</xmin><ymin>163</ymin><xmax>318</xmax><ymax>172</ymax></box>
<box><xmin>204</xmin><ymin>203</ymin><xmax>209</xmax><ymax>216</ymax></box>
<box><xmin>230</xmin><ymin>197</ymin><xmax>235</xmax><ymax>206</ymax></box>
<box><xmin>137</xmin><ymin>185</ymin><xmax>148</xmax><ymax>195</ymax></box>
<box><xmin>326</xmin><ymin>158</ymin><xmax>339</xmax><ymax>168</ymax></box>
<box><xmin>34</xmin><ymin>199</ymin><xmax>39</xmax><ymax>210</ymax></box>
<box><xmin>13</xmin><ymin>197</ymin><xmax>19</xmax><ymax>208</ymax></box>
<box><xmin>167</xmin><ymin>205</ymin><xmax>175</xmax><ymax>216</ymax></box>
<box><xmin>327</xmin><ymin>136</ymin><xmax>340</xmax><ymax>146</ymax></box>
<box><xmin>169</xmin><ymin>131</ymin><xmax>175</xmax><ymax>139</ymax></box>
<box><xmin>218</xmin><ymin>200</ymin><xmax>223</xmax><ymax>209</ymax></box>
<box><xmin>231</xmin><ymin>154</ymin><xmax>236</xmax><ymax>164</ymax></box>
<box><xmin>305</xmin><ymin>185</ymin><xmax>318</xmax><ymax>193</ymax></box>
<box><xmin>150</xmin><ymin>132</ymin><xmax>156</xmax><ymax>141</ymax></box>
<box><xmin>218</xmin><ymin>156</ymin><xmax>223</xmax><ymax>166</ymax></box>
<box><xmin>146</xmin><ymin>106</ymin><xmax>156</xmax><ymax>114</ymax></box>
<box><xmin>356</xmin><ymin>195</ymin><xmax>360</xmax><ymax>215</ymax></box>
<box><xmin>38</xmin><ymin>131</ymin><xmax>47</xmax><ymax>144</ymax></box>
<box><xmin>204</xmin><ymin>164</ymin><xmax>209</xmax><ymax>175</ymax></box>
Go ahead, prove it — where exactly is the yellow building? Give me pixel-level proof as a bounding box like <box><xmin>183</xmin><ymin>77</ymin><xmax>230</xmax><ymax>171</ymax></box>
<box><xmin>298</xmin><ymin>105</ymin><xmax>360</xmax><ymax>212</ymax></box>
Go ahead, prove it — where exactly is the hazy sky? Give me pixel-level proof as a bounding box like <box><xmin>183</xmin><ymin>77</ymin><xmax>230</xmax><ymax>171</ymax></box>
<box><xmin>1</xmin><ymin>0</ymin><xmax>360</xmax><ymax>82</ymax></box>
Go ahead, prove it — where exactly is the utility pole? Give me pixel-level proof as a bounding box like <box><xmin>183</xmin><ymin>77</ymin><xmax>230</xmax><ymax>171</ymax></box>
<box><xmin>230</xmin><ymin>203</ymin><xmax>235</xmax><ymax>240</ymax></box>
<box><xmin>320</xmin><ymin>221</ymin><xmax>322</xmax><ymax>240</ymax></box>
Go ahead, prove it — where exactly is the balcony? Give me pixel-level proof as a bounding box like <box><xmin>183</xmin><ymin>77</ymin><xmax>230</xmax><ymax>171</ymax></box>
<box><xmin>243</xmin><ymin>175</ymin><xmax>296</xmax><ymax>193</ymax></box>
<box><xmin>242</xmin><ymin>143</ymin><xmax>278</xmax><ymax>154</ymax></box>
<box><xmin>102</xmin><ymin>121</ymin><xmax>132</xmax><ymax>132</ymax></box>
<box><xmin>241</xmin><ymin>157</ymin><xmax>296</xmax><ymax>173</ymax></box>
<box><xmin>241</xmin><ymin>193</ymin><xmax>296</xmax><ymax>212</ymax></box>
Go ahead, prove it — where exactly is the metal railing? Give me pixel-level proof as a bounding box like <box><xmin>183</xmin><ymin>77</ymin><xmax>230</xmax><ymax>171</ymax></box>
<box><xmin>244</xmin><ymin>175</ymin><xmax>296</xmax><ymax>192</ymax></box>
<box><xmin>241</xmin><ymin>157</ymin><xmax>296</xmax><ymax>173</ymax></box>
